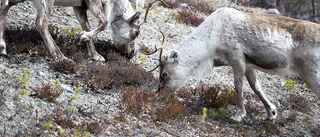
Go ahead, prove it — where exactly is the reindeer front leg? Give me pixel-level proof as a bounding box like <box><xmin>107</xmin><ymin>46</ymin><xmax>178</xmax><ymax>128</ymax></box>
<box><xmin>73</xmin><ymin>7</ymin><xmax>105</xmax><ymax>62</ymax></box>
<box><xmin>229</xmin><ymin>58</ymin><xmax>247</xmax><ymax>122</ymax></box>
<box><xmin>0</xmin><ymin>0</ymin><xmax>10</xmax><ymax>55</ymax></box>
<box><xmin>79</xmin><ymin>1</ymin><xmax>108</xmax><ymax>42</ymax></box>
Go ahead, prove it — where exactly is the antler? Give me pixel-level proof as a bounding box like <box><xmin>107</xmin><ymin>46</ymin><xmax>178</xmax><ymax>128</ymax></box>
<box><xmin>141</xmin><ymin>30</ymin><xmax>165</xmax><ymax>72</ymax></box>
<box><xmin>141</xmin><ymin>46</ymin><xmax>162</xmax><ymax>55</ymax></box>
<box><xmin>142</xmin><ymin>0</ymin><xmax>169</xmax><ymax>24</ymax></box>
<box><xmin>158</xmin><ymin>31</ymin><xmax>164</xmax><ymax>63</ymax></box>
<box><xmin>141</xmin><ymin>30</ymin><xmax>165</xmax><ymax>55</ymax></box>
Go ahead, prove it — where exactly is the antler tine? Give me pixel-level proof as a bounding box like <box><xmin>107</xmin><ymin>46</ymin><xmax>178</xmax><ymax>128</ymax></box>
<box><xmin>148</xmin><ymin>30</ymin><xmax>165</xmax><ymax>72</ymax></box>
<box><xmin>149</xmin><ymin>64</ymin><xmax>160</xmax><ymax>72</ymax></box>
<box><xmin>143</xmin><ymin>0</ymin><xmax>169</xmax><ymax>23</ymax></box>
<box><xmin>142</xmin><ymin>46</ymin><xmax>160</xmax><ymax>55</ymax></box>
<box><xmin>158</xmin><ymin>30</ymin><xmax>165</xmax><ymax>63</ymax></box>
<box><xmin>142</xmin><ymin>46</ymin><xmax>161</xmax><ymax>55</ymax></box>
<box><xmin>141</xmin><ymin>30</ymin><xmax>165</xmax><ymax>56</ymax></box>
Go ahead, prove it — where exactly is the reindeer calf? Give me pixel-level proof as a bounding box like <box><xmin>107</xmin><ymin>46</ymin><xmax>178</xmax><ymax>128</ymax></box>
<box><xmin>158</xmin><ymin>7</ymin><xmax>320</xmax><ymax>121</ymax></box>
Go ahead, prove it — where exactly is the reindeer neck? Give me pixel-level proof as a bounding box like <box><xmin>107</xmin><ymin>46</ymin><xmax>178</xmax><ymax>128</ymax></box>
<box><xmin>177</xmin><ymin>18</ymin><xmax>221</xmax><ymax>66</ymax></box>
<box><xmin>111</xmin><ymin>0</ymin><xmax>135</xmax><ymax>20</ymax></box>
<box><xmin>173</xmin><ymin>11</ymin><xmax>234</xmax><ymax>80</ymax></box>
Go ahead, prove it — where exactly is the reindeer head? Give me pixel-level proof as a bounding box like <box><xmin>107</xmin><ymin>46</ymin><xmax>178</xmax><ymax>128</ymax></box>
<box><xmin>158</xmin><ymin>50</ymin><xmax>183</xmax><ymax>91</ymax></box>
<box><xmin>111</xmin><ymin>0</ymin><xmax>168</xmax><ymax>59</ymax></box>
<box><xmin>111</xmin><ymin>12</ymin><xmax>141</xmax><ymax>59</ymax></box>
<box><xmin>142</xmin><ymin>31</ymin><xmax>184</xmax><ymax>92</ymax></box>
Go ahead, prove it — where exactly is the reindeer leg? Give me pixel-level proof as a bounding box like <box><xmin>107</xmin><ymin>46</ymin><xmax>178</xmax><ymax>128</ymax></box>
<box><xmin>295</xmin><ymin>60</ymin><xmax>320</xmax><ymax>99</ymax></box>
<box><xmin>33</xmin><ymin>0</ymin><xmax>71</xmax><ymax>62</ymax></box>
<box><xmin>73</xmin><ymin>7</ymin><xmax>105</xmax><ymax>62</ymax></box>
<box><xmin>80</xmin><ymin>1</ymin><xmax>108</xmax><ymax>42</ymax></box>
<box><xmin>0</xmin><ymin>0</ymin><xmax>10</xmax><ymax>55</ymax></box>
<box><xmin>245</xmin><ymin>67</ymin><xmax>277</xmax><ymax>121</ymax></box>
<box><xmin>229</xmin><ymin>59</ymin><xmax>247</xmax><ymax>122</ymax></box>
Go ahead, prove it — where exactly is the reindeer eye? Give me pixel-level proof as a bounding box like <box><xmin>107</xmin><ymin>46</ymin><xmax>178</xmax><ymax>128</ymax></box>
<box><xmin>162</xmin><ymin>72</ymin><xmax>167</xmax><ymax>77</ymax></box>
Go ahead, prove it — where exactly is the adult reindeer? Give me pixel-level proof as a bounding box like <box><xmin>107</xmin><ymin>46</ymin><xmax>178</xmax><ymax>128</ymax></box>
<box><xmin>0</xmin><ymin>0</ymin><xmax>164</xmax><ymax>62</ymax></box>
<box><xmin>146</xmin><ymin>7</ymin><xmax>320</xmax><ymax>122</ymax></box>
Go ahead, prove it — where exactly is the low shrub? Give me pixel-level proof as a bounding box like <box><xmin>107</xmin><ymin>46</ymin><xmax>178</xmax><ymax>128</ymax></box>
<box><xmin>50</xmin><ymin>59</ymin><xmax>76</xmax><ymax>74</ymax></box>
<box><xmin>50</xmin><ymin>104</ymin><xmax>106</xmax><ymax>134</ymax></box>
<box><xmin>161</xmin><ymin>0</ymin><xmax>179</xmax><ymax>9</ymax></box>
<box><xmin>76</xmin><ymin>52</ymin><xmax>158</xmax><ymax>90</ymax></box>
<box><xmin>176</xmin><ymin>9</ymin><xmax>204</xmax><ymax>26</ymax></box>
<box><xmin>121</xmin><ymin>86</ymin><xmax>187</xmax><ymax>121</ymax></box>
<box><xmin>180</xmin><ymin>0</ymin><xmax>215</xmax><ymax>14</ymax></box>
<box><xmin>161</xmin><ymin>0</ymin><xmax>215</xmax><ymax>14</ymax></box>
<box><xmin>285</xmin><ymin>93</ymin><xmax>310</xmax><ymax>112</ymax></box>
<box><xmin>29</xmin><ymin>84</ymin><xmax>63</xmax><ymax>103</ymax></box>
<box><xmin>195</xmin><ymin>84</ymin><xmax>237</xmax><ymax>108</ymax></box>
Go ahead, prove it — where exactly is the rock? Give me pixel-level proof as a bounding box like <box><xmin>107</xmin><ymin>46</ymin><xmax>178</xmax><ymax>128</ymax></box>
<box><xmin>5</xmin><ymin>100</ymin><xmax>15</xmax><ymax>110</ymax></box>
<box><xmin>59</xmin><ymin>84</ymin><xmax>73</xmax><ymax>93</ymax></box>
<box><xmin>267</xmin><ymin>8</ymin><xmax>281</xmax><ymax>14</ymax></box>
<box><xmin>37</xmin><ymin>70</ymin><xmax>47</xmax><ymax>77</ymax></box>
<box><xmin>0</xmin><ymin>95</ymin><xmax>6</xmax><ymax>106</ymax></box>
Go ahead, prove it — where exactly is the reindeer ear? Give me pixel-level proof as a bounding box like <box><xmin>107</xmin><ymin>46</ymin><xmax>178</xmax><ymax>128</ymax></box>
<box><xmin>129</xmin><ymin>12</ymin><xmax>141</xmax><ymax>24</ymax></box>
<box><xmin>162</xmin><ymin>50</ymin><xmax>179</xmax><ymax>64</ymax></box>
<box><xmin>170</xmin><ymin>50</ymin><xmax>178</xmax><ymax>59</ymax></box>
<box><xmin>169</xmin><ymin>50</ymin><xmax>179</xmax><ymax>63</ymax></box>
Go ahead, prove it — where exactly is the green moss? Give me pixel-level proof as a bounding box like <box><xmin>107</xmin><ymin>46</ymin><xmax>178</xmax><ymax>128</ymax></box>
<box><xmin>75</xmin><ymin>87</ymin><xmax>82</xmax><ymax>96</ymax></box>
<box><xmin>201</xmin><ymin>107</ymin><xmax>208</xmax><ymax>122</ymax></box>
<box><xmin>19</xmin><ymin>90</ymin><xmax>29</xmax><ymax>95</ymax></box>
<box><xmin>43</xmin><ymin>121</ymin><xmax>52</xmax><ymax>130</ymax></box>
<box><xmin>13</xmin><ymin>70</ymin><xmax>31</xmax><ymax>88</ymax></box>
<box><xmin>55</xmin><ymin>79</ymin><xmax>65</xmax><ymax>93</ymax></box>
<box><xmin>61</xmin><ymin>27</ymin><xmax>82</xmax><ymax>37</ymax></box>
<box><xmin>285</xmin><ymin>79</ymin><xmax>296</xmax><ymax>91</ymax></box>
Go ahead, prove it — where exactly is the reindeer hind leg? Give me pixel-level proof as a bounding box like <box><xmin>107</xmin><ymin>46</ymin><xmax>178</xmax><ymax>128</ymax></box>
<box><xmin>33</xmin><ymin>0</ymin><xmax>71</xmax><ymax>62</ymax></box>
<box><xmin>245</xmin><ymin>67</ymin><xmax>277</xmax><ymax>121</ymax></box>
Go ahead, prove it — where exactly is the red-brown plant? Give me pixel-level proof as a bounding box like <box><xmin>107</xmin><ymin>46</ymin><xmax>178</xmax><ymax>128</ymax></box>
<box><xmin>29</xmin><ymin>84</ymin><xmax>62</xmax><ymax>103</ymax></box>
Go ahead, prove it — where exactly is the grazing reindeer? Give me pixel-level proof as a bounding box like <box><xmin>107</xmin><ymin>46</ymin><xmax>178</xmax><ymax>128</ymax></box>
<box><xmin>148</xmin><ymin>7</ymin><xmax>320</xmax><ymax>122</ymax></box>
<box><xmin>0</xmin><ymin>0</ymin><xmax>160</xmax><ymax>61</ymax></box>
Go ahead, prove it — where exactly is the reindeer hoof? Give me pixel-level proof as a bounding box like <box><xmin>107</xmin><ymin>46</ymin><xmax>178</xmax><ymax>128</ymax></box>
<box><xmin>231</xmin><ymin>115</ymin><xmax>245</xmax><ymax>122</ymax></box>
<box><xmin>230</xmin><ymin>110</ymin><xmax>247</xmax><ymax>122</ymax></box>
<box><xmin>266</xmin><ymin>105</ymin><xmax>277</xmax><ymax>121</ymax></box>
<box><xmin>56</xmin><ymin>57</ymin><xmax>75</xmax><ymax>64</ymax></box>
<box><xmin>0</xmin><ymin>41</ymin><xmax>7</xmax><ymax>55</ymax></box>
<box><xmin>92</xmin><ymin>54</ymin><xmax>105</xmax><ymax>62</ymax></box>
<box><xmin>80</xmin><ymin>31</ymin><xmax>91</xmax><ymax>42</ymax></box>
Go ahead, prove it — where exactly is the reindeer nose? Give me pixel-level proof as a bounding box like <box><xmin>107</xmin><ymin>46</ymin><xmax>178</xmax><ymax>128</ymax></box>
<box><xmin>124</xmin><ymin>50</ymin><xmax>135</xmax><ymax>59</ymax></box>
<box><xmin>157</xmin><ymin>83</ymin><xmax>164</xmax><ymax>93</ymax></box>
<box><xmin>157</xmin><ymin>88</ymin><xmax>163</xmax><ymax>93</ymax></box>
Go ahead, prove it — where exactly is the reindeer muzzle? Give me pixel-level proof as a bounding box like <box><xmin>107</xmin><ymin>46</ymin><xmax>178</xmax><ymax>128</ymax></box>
<box><xmin>123</xmin><ymin>50</ymin><xmax>135</xmax><ymax>59</ymax></box>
